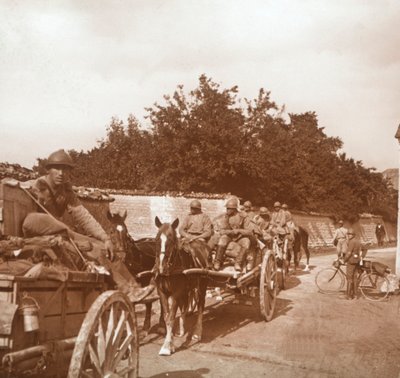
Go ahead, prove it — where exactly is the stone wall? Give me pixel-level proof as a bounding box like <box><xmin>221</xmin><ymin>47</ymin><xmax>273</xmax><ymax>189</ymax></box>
<box><xmin>106</xmin><ymin>194</ymin><xmax>396</xmax><ymax>247</ymax></box>
<box><xmin>109</xmin><ymin>194</ymin><xmax>227</xmax><ymax>239</ymax></box>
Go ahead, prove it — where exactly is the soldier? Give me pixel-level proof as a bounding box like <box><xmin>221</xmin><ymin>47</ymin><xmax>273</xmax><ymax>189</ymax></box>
<box><xmin>375</xmin><ymin>222</ymin><xmax>386</xmax><ymax>247</ymax></box>
<box><xmin>269</xmin><ymin>201</ymin><xmax>288</xmax><ymax>236</ymax></box>
<box><xmin>282</xmin><ymin>203</ymin><xmax>296</xmax><ymax>240</ymax></box>
<box><xmin>179</xmin><ymin>200</ymin><xmax>213</xmax><ymax>243</ymax></box>
<box><xmin>343</xmin><ymin>228</ymin><xmax>361</xmax><ymax>300</ymax></box>
<box><xmin>333</xmin><ymin>220</ymin><xmax>348</xmax><ymax>259</ymax></box>
<box><xmin>22</xmin><ymin>149</ymin><xmax>154</xmax><ymax>302</ymax></box>
<box><xmin>254</xmin><ymin>207</ymin><xmax>271</xmax><ymax>244</ymax></box>
<box><xmin>242</xmin><ymin>200</ymin><xmax>256</xmax><ymax>221</ymax></box>
<box><xmin>213</xmin><ymin>198</ymin><xmax>253</xmax><ymax>271</ymax></box>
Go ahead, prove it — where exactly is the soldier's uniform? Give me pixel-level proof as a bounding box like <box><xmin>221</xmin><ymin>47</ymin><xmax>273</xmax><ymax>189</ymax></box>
<box><xmin>333</xmin><ymin>223</ymin><xmax>348</xmax><ymax>258</ymax></box>
<box><xmin>270</xmin><ymin>208</ymin><xmax>287</xmax><ymax>236</ymax></box>
<box><xmin>179</xmin><ymin>212</ymin><xmax>213</xmax><ymax>242</ymax></box>
<box><xmin>214</xmin><ymin>199</ymin><xmax>253</xmax><ymax>271</ymax></box>
<box><xmin>254</xmin><ymin>210</ymin><xmax>271</xmax><ymax>244</ymax></box>
<box><xmin>344</xmin><ymin>230</ymin><xmax>361</xmax><ymax>299</ymax></box>
<box><xmin>22</xmin><ymin>149</ymin><xmax>153</xmax><ymax>302</ymax></box>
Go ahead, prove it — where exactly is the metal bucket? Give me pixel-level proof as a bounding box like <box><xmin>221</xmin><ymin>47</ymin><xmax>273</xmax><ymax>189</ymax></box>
<box><xmin>18</xmin><ymin>295</ymin><xmax>40</xmax><ymax>332</ymax></box>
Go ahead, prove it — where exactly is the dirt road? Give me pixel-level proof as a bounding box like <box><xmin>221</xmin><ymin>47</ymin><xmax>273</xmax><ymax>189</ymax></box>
<box><xmin>136</xmin><ymin>248</ymin><xmax>400</xmax><ymax>378</ymax></box>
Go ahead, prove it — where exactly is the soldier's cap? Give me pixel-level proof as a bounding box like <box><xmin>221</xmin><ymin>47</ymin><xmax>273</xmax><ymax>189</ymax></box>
<box><xmin>338</xmin><ymin>220</ymin><xmax>344</xmax><ymax>225</ymax></box>
<box><xmin>259</xmin><ymin>207</ymin><xmax>269</xmax><ymax>215</ymax></box>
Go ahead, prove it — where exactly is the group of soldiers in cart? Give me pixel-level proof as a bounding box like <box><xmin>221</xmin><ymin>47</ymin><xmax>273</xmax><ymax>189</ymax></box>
<box><xmin>1</xmin><ymin>149</ymin><xmax>300</xmax><ymax>304</ymax></box>
<box><xmin>6</xmin><ymin>148</ymin><xmax>383</xmax><ymax>305</ymax></box>
<box><xmin>180</xmin><ymin>198</ymin><xmax>296</xmax><ymax>272</ymax></box>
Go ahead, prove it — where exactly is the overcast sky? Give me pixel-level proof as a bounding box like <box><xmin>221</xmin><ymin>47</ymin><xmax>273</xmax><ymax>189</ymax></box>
<box><xmin>1</xmin><ymin>0</ymin><xmax>399</xmax><ymax>171</ymax></box>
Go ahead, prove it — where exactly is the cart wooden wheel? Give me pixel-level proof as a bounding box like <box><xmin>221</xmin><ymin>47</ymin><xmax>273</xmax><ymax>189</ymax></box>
<box><xmin>259</xmin><ymin>249</ymin><xmax>278</xmax><ymax>321</ymax></box>
<box><xmin>277</xmin><ymin>257</ymin><xmax>288</xmax><ymax>291</ymax></box>
<box><xmin>68</xmin><ymin>290</ymin><xmax>139</xmax><ymax>378</ymax></box>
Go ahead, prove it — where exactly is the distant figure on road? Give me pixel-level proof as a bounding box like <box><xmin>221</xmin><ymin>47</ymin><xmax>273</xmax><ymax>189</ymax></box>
<box><xmin>375</xmin><ymin>222</ymin><xmax>386</xmax><ymax>247</ymax></box>
<box><xmin>333</xmin><ymin>220</ymin><xmax>348</xmax><ymax>259</ymax></box>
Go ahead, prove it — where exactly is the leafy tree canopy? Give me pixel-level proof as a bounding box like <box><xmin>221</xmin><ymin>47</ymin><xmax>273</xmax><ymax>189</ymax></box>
<box><xmin>34</xmin><ymin>74</ymin><xmax>397</xmax><ymax>222</ymax></box>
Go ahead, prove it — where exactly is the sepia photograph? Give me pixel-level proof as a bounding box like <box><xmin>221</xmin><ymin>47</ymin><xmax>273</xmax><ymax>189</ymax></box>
<box><xmin>0</xmin><ymin>1</ymin><xmax>399</xmax><ymax>377</ymax></box>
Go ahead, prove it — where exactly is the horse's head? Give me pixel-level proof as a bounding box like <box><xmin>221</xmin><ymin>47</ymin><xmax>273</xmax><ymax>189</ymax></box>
<box><xmin>107</xmin><ymin>210</ymin><xmax>129</xmax><ymax>253</ymax></box>
<box><xmin>154</xmin><ymin>216</ymin><xmax>179</xmax><ymax>275</ymax></box>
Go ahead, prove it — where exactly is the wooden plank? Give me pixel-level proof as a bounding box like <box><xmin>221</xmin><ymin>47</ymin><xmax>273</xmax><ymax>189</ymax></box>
<box><xmin>0</xmin><ymin>182</ymin><xmax>36</xmax><ymax>236</ymax></box>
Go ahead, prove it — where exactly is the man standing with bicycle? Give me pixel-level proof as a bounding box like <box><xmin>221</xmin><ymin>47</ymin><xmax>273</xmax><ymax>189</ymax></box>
<box><xmin>343</xmin><ymin>228</ymin><xmax>361</xmax><ymax>300</ymax></box>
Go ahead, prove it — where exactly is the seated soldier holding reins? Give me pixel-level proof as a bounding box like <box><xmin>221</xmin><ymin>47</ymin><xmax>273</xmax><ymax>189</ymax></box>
<box><xmin>22</xmin><ymin>149</ymin><xmax>154</xmax><ymax>302</ymax></box>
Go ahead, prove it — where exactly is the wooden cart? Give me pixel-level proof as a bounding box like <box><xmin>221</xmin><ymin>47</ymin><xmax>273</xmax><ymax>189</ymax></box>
<box><xmin>0</xmin><ymin>272</ymin><xmax>139</xmax><ymax>377</ymax></box>
<box><xmin>183</xmin><ymin>247</ymin><xmax>278</xmax><ymax>321</ymax></box>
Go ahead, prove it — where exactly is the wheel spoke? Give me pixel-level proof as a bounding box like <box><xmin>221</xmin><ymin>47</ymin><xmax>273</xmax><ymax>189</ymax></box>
<box><xmin>89</xmin><ymin>343</ymin><xmax>103</xmax><ymax>376</ymax></box>
<box><xmin>96</xmin><ymin>318</ymin><xmax>106</xmax><ymax>366</ymax></box>
<box><xmin>106</xmin><ymin>305</ymin><xmax>115</xmax><ymax>345</ymax></box>
<box><xmin>111</xmin><ymin>333</ymin><xmax>134</xmax><ymax>371</ymax></box>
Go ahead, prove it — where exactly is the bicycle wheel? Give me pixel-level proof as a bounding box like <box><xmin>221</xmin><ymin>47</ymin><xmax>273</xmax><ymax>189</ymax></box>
<box><xmin>315</xmin><ymin>268</ymin><xmax>345</xmax><ymax>294</ymax></box>
<box><xmin>359</xmin><ymin>272</ymin><xmax>390</xmax><ymax>301</ymax></box>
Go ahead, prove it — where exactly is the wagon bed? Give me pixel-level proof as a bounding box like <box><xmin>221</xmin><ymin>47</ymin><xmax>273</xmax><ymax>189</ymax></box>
<box><xmin>0</xmin><ymin>271</ymin><xmax>139</xmax><ymax>377</ymax></box>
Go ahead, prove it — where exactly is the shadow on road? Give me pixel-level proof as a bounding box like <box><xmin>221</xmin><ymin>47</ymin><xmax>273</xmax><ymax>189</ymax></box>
<box><xmin>274</xmin><ymin>297</ymin><xmax>294</xmax><ymax>318</ymax></box>
<box><xmin>147</xmin><ymin>367</ymin><xmax>210</xmax><ymax>378</ymax></box>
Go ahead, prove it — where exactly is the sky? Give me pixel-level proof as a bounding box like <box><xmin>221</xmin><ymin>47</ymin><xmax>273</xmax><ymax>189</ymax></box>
<box><xmin>1</xmin><ymin>0</ymin><xmax>399</xmax><ymax>171</ymax></box>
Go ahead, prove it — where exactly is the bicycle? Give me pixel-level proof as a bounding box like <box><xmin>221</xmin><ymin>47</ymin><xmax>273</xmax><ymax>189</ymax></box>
<box><xmin>315</xmin><ymin>259</ymin><xmax>390</xmax><ymax>301</ymax></box>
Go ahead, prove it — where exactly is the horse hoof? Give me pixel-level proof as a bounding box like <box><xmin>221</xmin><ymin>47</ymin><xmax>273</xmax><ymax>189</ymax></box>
<box><xmin>216</xmin><ymin>295</ymin><xmax>223</xmax><ymax>301</ymax></box>
<box><xmin>192</xmin><ymin>334</ymin><xmax>201</xmax><ymax>341</ymax></box>
<box><xmin>159</xmin><ymin>347</ymin><xmax>172</xmax><ymax>356</ymax></box>
<box><xmin>175</xmin><ymin>332</ymin><xmax>185</xmax><ymax>338</ymax></box>
<box><xmin>206</xmin><ymin>290</ymin><xmax>213</xmax><ymax>299</ymax></box>
<box><xmin>303</xmin><ymin>265</ymin><xmax>310</xmax><ymax>272</ymax></box>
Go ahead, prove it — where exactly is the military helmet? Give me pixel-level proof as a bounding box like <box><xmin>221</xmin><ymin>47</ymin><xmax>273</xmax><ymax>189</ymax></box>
<box><xmin>282</xmin><ymin>203</ymin><xmax>288</xmax><ymax>209</ymax></box>
<box><xmin>273</xmin><ymin>201</ymin><xmax>281</xmax><ymax>208</ymax></box>
<box><xmin>338</xmin><ymin>220</ymin><xmax>344</xmax><ymax>225</ymax></box>
<box><xmin>225</xmin><ymin>198</ymin><xmax>238</xmax><ymax>209</ymax></box>
<box><xmin>243</xmin><ymin>200</ymin><xmax>252</xmax><ymax>209</ymax></box>
<box><xmin>347</xmin><ymin>228</ymin><xmax>356</xmax><ymax>235</ymax></box>
<box><xmin>190</xmin><ymin>199</ymin><xmax>202</xmax><ymax>209</ymax></box>
<box><xmin>45</xmin><ymin>149</ymin><xmax>74</xmax><ymax>169</ymax></box>
<box><xmin>259</xmin><ymin>207</ymin><xmax>269</xmax><ymax>215</ymax></box>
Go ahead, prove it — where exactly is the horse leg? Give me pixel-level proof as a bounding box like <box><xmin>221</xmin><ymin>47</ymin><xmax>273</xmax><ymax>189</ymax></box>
<box><xmin>192</xmin><ymin>279</ymin><xmax>207</xmax><ymax>341</ymax></box>
<box><xmin>159</xmin><ymin>299</ymin><xmax>179</xmax><ymax>356</ymax></box>
<box><xmin>143</xmin><ymin>302</ymin><xmax>152</xmax><ymax>335</ymax></box>
<box><xmin>176</xmin><ymin>299</ymin><xmax>187</xmax><ymax>338</ymax></box>
<box><xmin>157</xmin><ymin>304</ymin><xmax>166</xmax><ymax>334</ymax></box>
<box><xmin>302</xmin><ymin>233</ymin><xmax>310</xmax><ymax>271</ymax></box>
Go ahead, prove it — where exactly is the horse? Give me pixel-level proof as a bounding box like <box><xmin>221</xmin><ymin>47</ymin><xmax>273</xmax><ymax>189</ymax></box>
<box><xmin>154</xmin><ymin>216</ymin><xmax>208</xmax><ymax>356</ymax></box>
<box><xmin>292</xmin><ymin>226</ymin><xmax>310</xmax><ymax>271</ymax></box>
<box><xmin>106</xmin><ymin>210</ymin><xmax>161</xmax><ymax>333</ymax></box>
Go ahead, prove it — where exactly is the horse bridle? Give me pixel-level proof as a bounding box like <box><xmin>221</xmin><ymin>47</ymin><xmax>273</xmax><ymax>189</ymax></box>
<box><xmin>157</xmin><ymin>231</ymin><xmax>181</xmax><ymax>275</ymax></box>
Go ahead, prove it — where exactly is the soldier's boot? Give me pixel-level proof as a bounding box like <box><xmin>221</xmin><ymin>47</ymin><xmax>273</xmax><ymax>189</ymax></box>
<box><xmin>213</xmin><ymin>246</ymin><xmax>226</xmax><ymax>271</ymax></box>
<box><xmin>234</xmin><ymin>248</ymin><xmax>246</xmax><ymax>272</ymax></box>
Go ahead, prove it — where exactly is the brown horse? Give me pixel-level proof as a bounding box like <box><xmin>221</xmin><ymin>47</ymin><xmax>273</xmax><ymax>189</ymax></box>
<box><xmin>292</xmin><ymin>226</ymin><xmax>310</xmax><ymax>271</ymax></box>
<box><xmin>154</xmin><ymin>216</ymin><xmax>208</xmax><ymax>356</ymax></box>
<box><xmin>107</xmin><ymin>210</ymin><xmax>162</xmax><ymax>333</ymax></box>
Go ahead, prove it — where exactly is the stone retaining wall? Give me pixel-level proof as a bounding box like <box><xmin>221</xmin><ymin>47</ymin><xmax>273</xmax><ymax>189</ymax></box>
<box><xmin>104</xmin><ymin>194</ymin><xmax>396</xmax><ymax>247</ymax></box>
